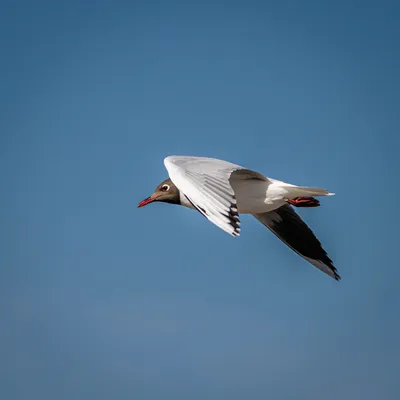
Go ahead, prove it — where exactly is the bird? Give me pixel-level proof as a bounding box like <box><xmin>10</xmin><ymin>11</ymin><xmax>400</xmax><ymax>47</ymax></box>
<box><xmin>138</xmin><ymin>156</ymin><xmax>339</xmax><ymax>280</ymax></box>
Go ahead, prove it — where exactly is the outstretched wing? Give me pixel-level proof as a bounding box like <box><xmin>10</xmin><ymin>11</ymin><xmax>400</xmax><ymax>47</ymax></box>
<box><xmin>253</xmin><ymin>204</ymin><xmax>340</xmax><ymax>280</ymax></box>
<box><xmin>164</xmin><ymin>156</ymin><xmax>244</xmax><ymax>236</ymax></box>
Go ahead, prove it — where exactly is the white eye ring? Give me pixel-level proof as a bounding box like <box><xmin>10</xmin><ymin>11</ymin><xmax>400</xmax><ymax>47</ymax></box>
<box><xmin>161</xmin><ymin>184</ymin><xmax>170</xmax><ymax>191</ymax></box>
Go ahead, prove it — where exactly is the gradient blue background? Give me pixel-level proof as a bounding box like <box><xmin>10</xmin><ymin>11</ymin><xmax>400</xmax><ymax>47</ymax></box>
<box><xmin>1</xmin><ymin>1</ymin><xmax>399</xmax><ymax>399</ymax></box>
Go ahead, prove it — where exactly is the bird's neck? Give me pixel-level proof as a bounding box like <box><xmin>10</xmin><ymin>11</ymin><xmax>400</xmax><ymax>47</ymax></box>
<box><xmin>179</xmin><ymin>192</ymin><xmax>195</xmax><ymax>209</ymax></box>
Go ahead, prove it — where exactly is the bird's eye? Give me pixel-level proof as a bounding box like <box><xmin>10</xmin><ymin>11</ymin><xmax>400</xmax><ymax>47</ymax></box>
<box><xmin>161</xmin><ymin>184</ymin><xmax>170</xmax><ymax>191</ymax></box>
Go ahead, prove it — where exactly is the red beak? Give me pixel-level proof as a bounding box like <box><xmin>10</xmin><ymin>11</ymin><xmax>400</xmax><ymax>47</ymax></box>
<box><xmin>138</xmin><ymin>196</ymin><xmax>156</xmax><ymax>208</ymax></box>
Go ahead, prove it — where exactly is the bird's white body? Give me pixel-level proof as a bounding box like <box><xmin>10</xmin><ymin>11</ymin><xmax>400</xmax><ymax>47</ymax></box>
<box><xmin>233</xmin><ymin>179</ymin><xmax>287</xmax><ymax>214</ymax></box>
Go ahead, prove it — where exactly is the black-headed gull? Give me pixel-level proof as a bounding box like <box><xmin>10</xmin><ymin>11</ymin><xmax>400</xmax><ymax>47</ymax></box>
<box><xmin>138</xmin><ymin>156</ymin><xmax>339</xmax><ymax>280</ymax></box>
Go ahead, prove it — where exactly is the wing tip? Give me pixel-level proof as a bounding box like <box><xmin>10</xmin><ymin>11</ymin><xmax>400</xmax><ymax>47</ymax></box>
<box><xmin>323</xmin><ymin>256</ymin><xmax>340</xmax><ymax>281</ymax></box>
<box><xmin>323</xmin><ymin>262</ymin><xmax>341</xmax><ymax>281</ymax></box>
<box><xmin>305</xmin><ymin>256</ymin><xmax>341</xmax><ymax>281</ymax></box>
<box><xmin>331</xmin><ymin>268</ymin><xmax>341</xmax><ymax>281</ymax></box>
<box><xmin>320</xmin><ymin>259</ymin><xmax>341</xmax><ymax>281</ymax></box>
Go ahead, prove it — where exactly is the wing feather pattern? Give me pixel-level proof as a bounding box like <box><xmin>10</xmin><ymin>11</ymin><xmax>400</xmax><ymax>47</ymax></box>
<box><xmin>253</xmin><ymin>205</ymin><xmax>340</xmax><ymax>280</ymax></box>
<box><xmin>164</xmin><ymin>156</ymin><xmax>243</xmax><ymax>236</ymax></box>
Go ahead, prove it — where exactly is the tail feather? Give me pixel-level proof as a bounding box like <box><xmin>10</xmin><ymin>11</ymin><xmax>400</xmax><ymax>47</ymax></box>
<box><xmin>285</xmin><ymin>185</ymin><xmax>335</xmax><ymax>198</ymax></box>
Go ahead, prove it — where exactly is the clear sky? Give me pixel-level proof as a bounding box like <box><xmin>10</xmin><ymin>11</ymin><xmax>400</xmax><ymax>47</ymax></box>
<box><xmin>1</xmin><ymin>1</ymin><xmax>399</xmax><ymax>399</ymax></box>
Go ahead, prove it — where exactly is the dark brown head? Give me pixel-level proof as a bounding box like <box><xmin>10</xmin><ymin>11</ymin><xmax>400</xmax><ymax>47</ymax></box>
<box><xmin>138</xmin><ymin>178</ymin><xmax>180</xmax><ymax>208</ymax></box>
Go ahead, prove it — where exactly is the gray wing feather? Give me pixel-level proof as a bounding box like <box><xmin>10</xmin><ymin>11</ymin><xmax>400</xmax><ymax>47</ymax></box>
<box><xmin>164</xmin><ymin>156</ymin><xmax>244</xmax><ymax>236</ymax></box>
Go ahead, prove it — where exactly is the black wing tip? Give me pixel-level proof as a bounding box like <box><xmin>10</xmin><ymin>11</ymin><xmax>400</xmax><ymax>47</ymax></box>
<box><xmin>325</xmin><ymin>260</ymin><xmax>341</xmax><ymax>281</ymax></box>
<box><xmin>318</xmin><ymin>253</ymin><xmax>341</xmax><ymax>281</ymax></box>
<box><xmin>228</xmin><ymin>202</ymin><xmax>241</xmax><ymax>236</ymax></box>
<box><xmin>332</xmin><ymin>270</ymin><xmax>341</xmax><ymax>281</ymax></box>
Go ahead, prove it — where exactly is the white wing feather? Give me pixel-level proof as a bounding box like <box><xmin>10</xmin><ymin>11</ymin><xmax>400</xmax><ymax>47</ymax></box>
<box><xmin>164</xmin><ymin>156</ymin><xmax>244</xmax><ymax>236</ymax></box>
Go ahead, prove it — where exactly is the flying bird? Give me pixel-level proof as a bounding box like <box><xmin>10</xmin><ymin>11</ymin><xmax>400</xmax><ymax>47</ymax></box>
<box><xmin>138</xmin><ymin>156</ymin><xmax>339</xmax><ymax>280</ymax></box>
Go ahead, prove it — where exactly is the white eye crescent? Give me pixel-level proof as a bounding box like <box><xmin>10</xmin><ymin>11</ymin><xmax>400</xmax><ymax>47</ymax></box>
<box><xmin>161</xmin><ymin>184</ymin><xmax>170</xmax><ymax>191</ymax></box>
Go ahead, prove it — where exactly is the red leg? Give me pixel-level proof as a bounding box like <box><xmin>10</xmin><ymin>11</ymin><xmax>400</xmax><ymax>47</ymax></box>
<box><xmin>287</xmin><ymin>197</ymin><xmax>320</xmax><ymax>207</ymax></box>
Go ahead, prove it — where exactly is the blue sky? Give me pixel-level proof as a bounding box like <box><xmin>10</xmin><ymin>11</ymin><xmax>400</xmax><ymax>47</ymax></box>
<box><xmin>1</xmin><ymin>1</ymin><xmax>399</xmax><ymax>399</ymax></box>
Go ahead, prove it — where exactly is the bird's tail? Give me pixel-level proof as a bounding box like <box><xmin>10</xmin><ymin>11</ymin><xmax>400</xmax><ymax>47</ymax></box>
<box><xmin>284</xmin><ymin>185</ymin><xmax>335</xmax><ymax>198</ymax></box>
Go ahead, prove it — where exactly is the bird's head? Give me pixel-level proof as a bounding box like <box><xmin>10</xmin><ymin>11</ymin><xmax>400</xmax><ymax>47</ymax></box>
<box><xmin>138</xmin><ymin>178</ymin><xmax>180</xmax><ymax>207</ymax></box>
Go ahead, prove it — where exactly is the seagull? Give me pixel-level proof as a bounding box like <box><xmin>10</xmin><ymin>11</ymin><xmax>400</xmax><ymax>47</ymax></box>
<box><xmin>138</xmin><ymin>156</ymin><xmax>339</xmax><ymax>280</ymax></box>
